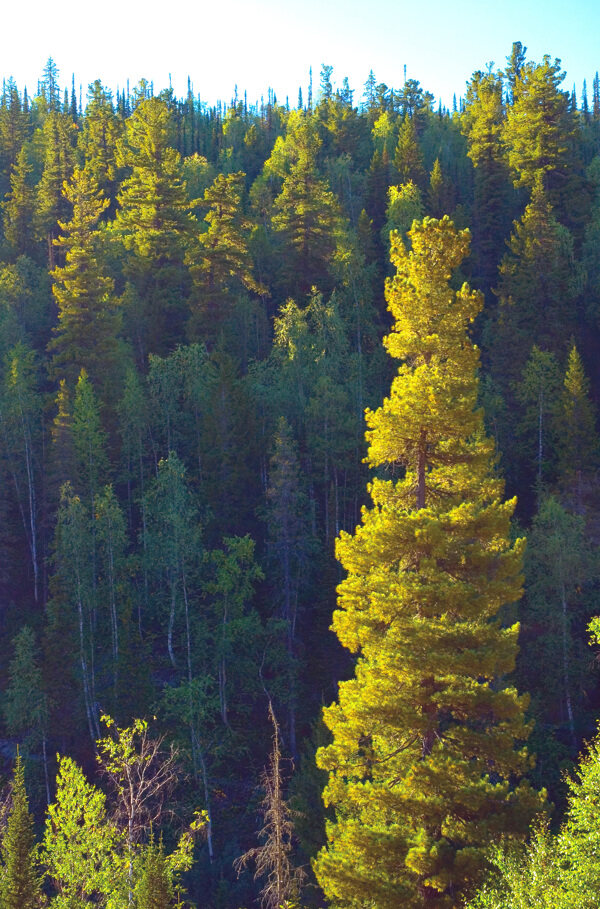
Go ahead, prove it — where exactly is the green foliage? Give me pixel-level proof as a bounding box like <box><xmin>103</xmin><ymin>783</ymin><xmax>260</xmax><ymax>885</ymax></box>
<box><xmin>0</xmin><ymin>79</ymin><xmax>29</xmax><ymax>196</ymax></box>
<box><xmin>394</xmin><ymin>114</ymin><xmax>426</xmax><ymax>187</ymax></box>
<box><xmin>0</xmin><ymin>256</ymin><xmax>52</xmax><ymax>347</ymax></box>
<box><xmin>516</xmin><ymin>346</ymin><xmax>561</xmax><ymax>486</ymax></box>
<box><xmin>427</xmin><ymin>158</ymin><xmax>453</xmax><ymax>217</ymax></box>
<box><xmin>143</xmin><ymin>452</ymin><xmax>201</xmax><ymax>671</ymax></box>
<box><xmin>3</xmin><ymin>628</ymin><xmax>49</xmax><ymax>784</ymax></box>
<box><xmin>582</xmin><ymin>156</ymin><xmax>600</xmax><ymax>324</ymax></box>
<box><xmin>0</xmin><ymin>48</ymin><xmax>599</xmax><ymax>909</ymax></box>
<box><xmin>115</xmin><ymin>96</ymin><xmax>193</xmax><ymax>354</ymax></box>
<box><xmin>34</xmin><ymin>112</ymin><xmax>76</xmax><ymax>268</ymax></box>
<box><xmin>115</xmin><ymin>97</ymin><xmax>191</xmax><ymax>258</ymax></box>
<box><xmin>270</xmin><ymin>111</ymin><xmax>348</xmax><ymax>296</ymax></box>
<box><xmin>48</xmin><ymin>166</ymin><xmax>120</xmax><ymax>396</ymax></box>
<box><xmin>43</xmin><ymin>755</ymin><xmax>122</xmax><ymax>907</ymax></box>
<box><xmin>461</xmin><ymin>70</ymin><xmax>512</xmax><ymax>290</ymax></box>
<box><xmin>133</xmin><ymin>837</ymin><xmax>175</xmax><ymax>908</ymax></box>
<box><xmin>78</xmin><ymin>81</ymin><xmax>123</xmax><ymax>208</ymax></box>
<box><xmin>72</xmin><ymin>369</ymin><xmax>109</xmax><ymax>505</ymax></box>
<box><xmin>0</xmin><ymin>753</ymin><xmax>43</xmax><ymax>909</ymax></box>
<box><xmin>468</xmin><ymin>719</ymin><xmax>600</xmax><ymax>908</ymax></box>
<box><xmin>187</xmin><ymin>170</ymin><xmax>265</xmax><ymax>338</ymax></box>
<box><xmin>492</xmin><ymin>177</ymin><xmax>577</xmax><ymax>391</ymax></box>
<box><xmin>3</xmin><ymin>146</ymin><xmax>36</xmax><ymax>258</ymax></box>
<box><xmin>96</xmin><ymin>716</ymin><xmax>180</xmax><ymax>850</ymax></box>
<box><xmin>52</xmin><ymin>482</ymin><xmax>99</xmax><ymax>741</ymax></box>
<box><xmin>315</xmin><ymin>218</ymin><xmax>544</xmax><ymax>909</ymax></box>
<box><xmin>521</xmin><ymin>496</ymin><xmax>599</xmax><ymax>757</ymax></box>
<box><xmin>383</xmin><ymin>181</ymin><xmax>424</xmax><ymax>248</ymax></box>
<box><xmin>0</xmin><ymin>341</ymin><xmax>43</xmax><ymax>600</ymax></box>
<box><xmin>39</xmin><ymin>721</ymin><xmax>203</xmax><ymax>908</ymax></box>
<box><xmin>205</xmin><ymin>535</ymin><xmax>264</xmax><ymax>728</ymax></box>
<box><xmin>557</xmin><ymin>346</ymin><xmax>599</xmax><ymax>509</ymax></box>
<box><xmin>503</xmin><ymin>56</ymin><xmax>574</xmax><ymax>194</ymax></box>
<box><xmin>95</xmin><ymin>486</ymin><xmax>129</xmax><ymax>702</ymax></box>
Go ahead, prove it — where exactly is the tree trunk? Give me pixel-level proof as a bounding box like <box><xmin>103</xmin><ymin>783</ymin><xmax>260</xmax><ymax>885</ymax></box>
<box><xmin>561</xmin><ymin>577</ymin><xmax>576</xmax><ymax>749</ymax></box>
<box><xmin>417</xmin><ymin>429</ymin><xmax>427</xmax><ymax>509</ymax></box>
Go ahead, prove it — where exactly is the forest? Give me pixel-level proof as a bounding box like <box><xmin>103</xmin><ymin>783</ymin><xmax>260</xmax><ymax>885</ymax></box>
<box><xmin>0</xmin><ymin>40</ymin><xmax>600</xmax><ymax>907</ymax></box>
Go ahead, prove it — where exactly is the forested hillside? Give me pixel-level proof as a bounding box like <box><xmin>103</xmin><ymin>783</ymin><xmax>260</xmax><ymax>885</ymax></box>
<box><xmin>1</xmin><ymin>43</ymin><xmax>600</xmax><ymax>907</ymax></box>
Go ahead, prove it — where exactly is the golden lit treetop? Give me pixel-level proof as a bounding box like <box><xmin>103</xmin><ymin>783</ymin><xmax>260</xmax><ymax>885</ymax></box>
<box><xmin>366</xmin><ymin>216</ymin><xmax>497</xmax><ymax>510</ymax></box>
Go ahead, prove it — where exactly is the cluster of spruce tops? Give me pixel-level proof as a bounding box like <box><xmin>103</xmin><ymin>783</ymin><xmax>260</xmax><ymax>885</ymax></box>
<box><xmin>0</xmin><ymin>42</ymin><xmax>599</xmax><ymax>906</ymax></box>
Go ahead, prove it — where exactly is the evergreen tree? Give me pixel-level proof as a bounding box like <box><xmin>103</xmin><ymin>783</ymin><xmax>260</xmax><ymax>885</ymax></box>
<box><xmin>34</xmin><ymin>111</ymin><xmax>76</xmax><ymax>268</ymax></box>
<box><xmin>0</xmin><ymin>342</ymin><xmax>43</xmax><ymax>602</ymax></box>
<box><xmin>271</xmin><ymin>111</ymin><xmax>346</xmax><ymax>297</ymax></box>
<box><xmin>38</xmin><ymin>57</ymin><xmax>61</xmax><ymax>115</ymax></box>
<box><xmin>72</xmin><ymin>369</ymin><xmax>109</xmax><ymax>508</ymax></box>
<box><xmin>187</xmin><ymin>170</ymin><xmax>265</xmax><ymax>339</ymax></box>
<box><xmin>2</xmin><ymin>146</ymin><xmax>36</xmax><ymax>259</ymax></box>
<box><xmin>582</xmin><ymin>79</ymin><xmax>590</xmax><ymax>123</ymax></box>
<box><xmin>557</xmin><ymin>345</ymin><xmax>599</xmax><ymax>511</ymax></box>
<box><xmin>461</xmin><ymin>70</ymin><xmax>512</xmax><ymax>296</ymax></box>
<box><xmin>427</xmin><ymin>158</ymin><xmax>453</xmax><ymax>217</ymax></box>
<box><xmin>491</xmin><ymin>176</ymin><xmax>577</xmax><ymax>392</ymax></box>
<box><xmin>503</xmin><ymin>42</ymin><xmax>527</xmax><ymax>106</ymax></box>
<box><xmin>397</xmin><ymin>78</ymin><xmax>433</xmax><ymax>125</ymax></box>
<box><xmin>394</xmin><ymin>114</ymin><xmax>426</xmax><ymax>188</ymax></box>
<box><xmin>115</xmin><ymin>96</ymin><xmax>193</xmax><ymax>356</ymax></box>
<box><xmin>78</xmin><ymin>80</ymin><xmax>122</xmax><ymax>211</ymax></box>
<box><xmin>363</xmin><ymin>70</ymin><xmax>378</xmax><ymax>119</ymax></box>
<box><xmin>48</xmin><ymin>165</ymin><xmax>121</xmax><ymax>397</ymax></box>
<box><xmin>365</xmin><ymin>146</ymin><xmax>394</xmax><ymax>253</ymax></box>
<box><xmin>516</xmin><ymin>345</ymin><xmax>561</xmax><ymax>488</ymax></box>
<box><xmin>0</xmin><ymin>256</ymin><xmax>52</xmax><ymax>350</ymax></box>
<box><xmin>0</xmin><ymin>752</ymin><xmax>42</xmax><ymax>909</ymax></box>
<box><xmin>314</xmin><ymin>217</ymin><xmax>543</xmax><ymax>908</ymax></box>
<box><xmin>593</xmin><ymin>72</ymin><xmax>600</xmax><ymax>119</ymax></box>
<box><xmin>3</xmin><ymin>627</ymin><xmax>51</xmax><ymax>803</ymax></box>
<box><xmin>0</xmin><ymin>78</ymin><xmax>29</xmax><ymax>198</ymax></box>
<box><xmin>502</xmin><ymin>55</ymin><xmax>577</xmax><ymax>211</ymax></box>
<box><xmin>134</xmin><ymin>837</ymin><xmax>175</xmax><ymax>908</ymax></box>
<box><xmin>521</xmin><ymin>496</ymin><xmax>597</xmax><ymax>757</ymax></box>
<box><xmin>560</xmin><ymin>692</ymin><xmax>600</xmax><ymax>899</ymax></box>
<box><xmin>265</xmin><ymin>417</ymin><xmax>313</xmax><ymax>756</ymax></box>
<box><xmin>52</xmin><ymin>483</ymin><xmax>99</xmax><ymax>742</ymax></box>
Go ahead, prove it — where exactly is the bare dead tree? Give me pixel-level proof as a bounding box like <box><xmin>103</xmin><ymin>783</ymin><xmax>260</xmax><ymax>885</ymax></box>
<box><xmin>234</xmin><ymin>702</ymin><xmax>305</xmax><ymax>909</ymax></box>
<box><xmin>96</xmin><ymin>715</ymin><xmax>180</xmax><ymax>903</ymax></box>
<box><xmin>96</xmin><ymin>715</ymin><xmax>179</xmax><ymax>847</ymax></box>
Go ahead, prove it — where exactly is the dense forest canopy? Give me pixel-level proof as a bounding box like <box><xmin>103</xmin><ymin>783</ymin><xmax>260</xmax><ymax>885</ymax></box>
<box><xmin>1</xmin><ymin>43</ymin><xmax>600</xmax><ymax>907</ymax></box>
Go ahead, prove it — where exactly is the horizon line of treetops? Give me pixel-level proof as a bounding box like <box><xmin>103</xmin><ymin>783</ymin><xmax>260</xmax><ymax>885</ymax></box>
<box><xmin>6</xmin><ymin>51</ymin><xmax>600</xmax><ymax>122</ymax></box>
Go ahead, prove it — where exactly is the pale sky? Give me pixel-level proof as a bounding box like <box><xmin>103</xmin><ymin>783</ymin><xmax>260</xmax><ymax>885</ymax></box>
<box><xmin>5</xmin><ymin>0</ymin><xmax>600</xmax><ymax>109</ymax></box>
